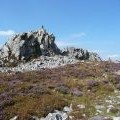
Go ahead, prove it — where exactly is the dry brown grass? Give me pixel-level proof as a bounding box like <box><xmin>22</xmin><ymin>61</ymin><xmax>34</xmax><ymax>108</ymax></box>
<box><xmin>0</xmin><ymin>61</ymin><xmax>119</xmax><ymax>119</ymax></box>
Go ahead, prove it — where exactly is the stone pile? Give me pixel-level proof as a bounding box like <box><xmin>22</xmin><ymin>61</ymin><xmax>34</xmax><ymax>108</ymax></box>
<box><xmin>0</xmin><ymin>55</ymin><xmax>79</xmax><ymax>72</ymax></box>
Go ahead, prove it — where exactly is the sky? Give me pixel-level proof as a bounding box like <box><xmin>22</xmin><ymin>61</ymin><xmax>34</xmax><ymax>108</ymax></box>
<box><xmin>0</xmin><ymin>0</ymin><xmax>120</xmax><ymax>60</ymax></box>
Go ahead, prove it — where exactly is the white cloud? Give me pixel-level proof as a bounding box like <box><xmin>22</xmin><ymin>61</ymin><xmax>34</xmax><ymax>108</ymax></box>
<box><xmin>70</xmin><ymin>32</ymin><xmax>86</xmax><ymax>38</ymax></box>
<box><xmin>0</xmin><ymin>30</ymin><xmax>15</xmax><ymax>36</ymax></box>
<box><xmin>56</xmin><ymin>41</ymin><xmax>73</xmax><ymax>47</ymax></box>
<box><xmin>107</xmin><ymin>54</ymin><xmax>119</xmax><ymax>59</ymax></box>
<box><xmin>64</xmin><ymin>32</ymin><xmax>86</xmax><ymax>41</ymax></box>
<box><xmin>57</xmin><ymin>32</ymin><xmax>86</xmax><ymax>48</ymax></box>
<box><xmin>56</xmin><ymin>41</ymin><xmax>67</xmax><ymax>47</ymax></box>
<box><xmin>90</xmin><ymin>49</ymin><xmax>103</xmax><ymax>53</ymax></box>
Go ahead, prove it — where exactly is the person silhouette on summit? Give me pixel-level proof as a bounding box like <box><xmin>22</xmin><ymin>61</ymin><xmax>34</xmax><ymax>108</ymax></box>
<box><xmin>42</xmin><ymin>25</ymin><xmax>44</xmax><ymax>29</ymax></box>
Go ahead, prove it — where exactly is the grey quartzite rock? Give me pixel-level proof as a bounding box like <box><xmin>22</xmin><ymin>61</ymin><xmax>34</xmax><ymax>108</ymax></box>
<box><xmin>0</xmin><ymin>26</ymin><xmax>60</xmax><ymax>62</ymax></box>
<box><xmin>0</xmin><ymin>26</ymin><xmax>101</xmax><ymax>70</ymax></box>
<box><xmin>61</xmin><ymin>47</ymin><xmax>101</xmax><ymax>61</ymax></box>
<box><xmin>89</xmin><ymin>116</ymin><xmax>106</xmax><ymax>120</ymax></box>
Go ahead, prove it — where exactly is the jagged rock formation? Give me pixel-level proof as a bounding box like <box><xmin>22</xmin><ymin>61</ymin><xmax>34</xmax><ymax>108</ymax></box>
<box><xmin>0</xmin><ymin>26</ymin><xmax>60</xmax><ymax>62</ymax></box>
<box><xmin>61</xmin><ymin>47</ymin><xmax>89</xmax><ymax>60</ymax></box>
<box><xmin>0</xmin><ymin>26</ymin><xmax>101</xmax><ymax>68</ymax></box>
<box><xmin>61</xmin><ymin>47</ymin><xmax>101</xmax><ymax>61</ymax></box>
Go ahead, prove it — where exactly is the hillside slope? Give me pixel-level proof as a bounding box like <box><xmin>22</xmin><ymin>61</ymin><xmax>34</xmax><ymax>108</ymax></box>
<box><xmin>0</xmin><ymin>61</ymin><xmax>120</xmax><ymax>120</ymax></box>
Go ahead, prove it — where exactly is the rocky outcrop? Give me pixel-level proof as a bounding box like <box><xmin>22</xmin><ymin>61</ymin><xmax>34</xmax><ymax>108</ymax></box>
<box><xmin>0</xmin><ymin>26</ymin><xmax>60</xmax><ymax>62</ymax></box>
<box><xmin>61</xmin><ymin>47</ymin><xmax>101</xmax><ymax>61</ymax></box>
<box><xmin>61</xmin><ymin>47</ymin><xmax>89</xmax><ymax>60</ymax></box>
<box><xmin>0</xmin><ymin>26</ymin><xmax>101</xmax><ymax>68</ymax></box>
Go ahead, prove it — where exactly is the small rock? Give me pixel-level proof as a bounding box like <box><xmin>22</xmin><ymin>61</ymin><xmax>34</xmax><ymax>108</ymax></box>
<box><xmin>105</xmin><ymin>100</ymin><xmax>113</xmax><ymax>104</ymax></box>
<box><xmin>95</xmin><ymin>105</ymin><xmax>105</xmax><ymax>110</ymax></box>
<box><xmin>10</xmin><ymin>116</ymin><xmax>18</xmax><ymax>120</ymax></box>
<box><xmin>90</xmin><ymin>116</ymin><xmax>112</xmax><ymax>120</ymax></box>
<box><xmin>40</xmin><ymin>111</ymin><xmax>69</xmax><ymax>120</ymax></box>
<box><xmin>69</xmin><ymin>116</ymin><xmax>74</xmax><ymax>119</ymax></box>
<box><xmin>112</xmin><ymin>117</ymin><xmax>120</xmax><ymax>120</ymax></box>
<box><xmin>90</xmin><ymin>115</ymin><xmax>105</xmax><ymax>120</ymax></box>
<box><xmin>96</xmin><ymin>109</ymin><xmax>102</xmax><ymax>113</ymax></box>
<box><xmin>63</xmin><ymin>104</ymin><xmax>72</xmax><ymax>113</ymax></box>
<box><xmin>77</xmin><ymin>104</ymin><xmax>85</xmax><ymax>109</ymax></box>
